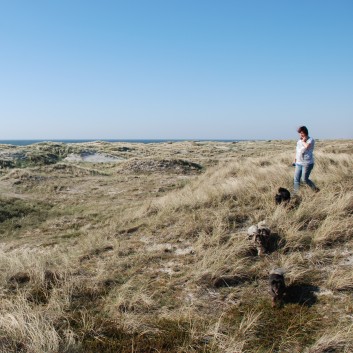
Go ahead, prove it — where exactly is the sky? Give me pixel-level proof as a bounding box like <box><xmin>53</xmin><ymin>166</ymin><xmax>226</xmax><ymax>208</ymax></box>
<box><xmin>0</xmin><ymin>0</ymin><xmax>352</xmax><ymax>140</ymax></box>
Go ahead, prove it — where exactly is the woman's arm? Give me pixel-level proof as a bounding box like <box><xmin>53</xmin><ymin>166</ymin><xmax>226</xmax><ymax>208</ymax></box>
<box><xmin>301</xmin><ymin>137</ymin><xmax>311</xmax><ymax>149</ymax></box>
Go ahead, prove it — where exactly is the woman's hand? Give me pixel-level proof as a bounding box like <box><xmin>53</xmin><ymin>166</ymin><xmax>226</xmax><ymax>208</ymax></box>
<box><xmin>301</xmin><ymin>139</ymin><xmax>310</xmax><ymax>148</ymax></box>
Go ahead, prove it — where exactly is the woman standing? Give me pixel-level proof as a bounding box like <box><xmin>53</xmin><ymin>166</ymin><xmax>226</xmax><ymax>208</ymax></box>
<box><xmin>293</xmin><ymin>126</ymin><xmax>319</xmax><ymax>193</ymax></box>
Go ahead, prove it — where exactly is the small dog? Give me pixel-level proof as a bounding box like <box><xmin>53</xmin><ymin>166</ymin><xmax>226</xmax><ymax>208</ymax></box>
<box><xmin>269</xmin><ymin>268</ymin><xmax>286</xmax><ymax>307</ymax></box>
<box><xmin>247</xmin><ymin>221</ymin><xmax>271</xmax><ymax>256</ymax></box>
<box><xmin>275</xmin><ymin>187</ymin><xmax>291</xmax><ymax>205</ymax></box>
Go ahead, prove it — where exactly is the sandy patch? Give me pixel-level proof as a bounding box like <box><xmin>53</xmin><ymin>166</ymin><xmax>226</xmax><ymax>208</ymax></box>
<box><xmin>340</xmin><ymin>254</ymin><xmax>353</xmax><ymax>266</ymax></box>
<box><xmin>64</xmin><ymin>152</ymin><xmax>123</xmax><ymax>163</ymax></box>
<box><xmin>175</xmin><ymin>246</ymin><xmax>195</xmax><ymax>255</ymax></box>
<box><xmin>146</xmin><ymin>243</ymin><xmax>173</xmax><ymax>252</ymax></box>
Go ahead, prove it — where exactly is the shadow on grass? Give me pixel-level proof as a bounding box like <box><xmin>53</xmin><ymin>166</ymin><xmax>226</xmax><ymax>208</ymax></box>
<box><xmin>212</xmin><ymin>275</ymin><xmax>252</xmax><ymax>288</ymax></box>
<box><xmin>268</xmin><ymin>232</ymin><xmax>286</xmax><ymax>253</ymax></box>
<box><xmin>284</xmin><ymin>283</ymin><xmax>319</xmax><ymax>307</ymax></box>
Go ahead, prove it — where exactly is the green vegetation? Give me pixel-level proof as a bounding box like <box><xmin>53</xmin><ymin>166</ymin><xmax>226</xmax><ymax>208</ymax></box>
<box><xmin>0</xmin><ymin>198</ymin><xmax>52</xmax><ymax>234</ymax></box>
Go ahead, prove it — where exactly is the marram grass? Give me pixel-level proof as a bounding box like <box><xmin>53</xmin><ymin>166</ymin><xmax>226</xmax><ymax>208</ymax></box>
<box><xmin>0</xmin><ymin>139</ymin><xmax>352</xmax><ymax>352</ymax></box>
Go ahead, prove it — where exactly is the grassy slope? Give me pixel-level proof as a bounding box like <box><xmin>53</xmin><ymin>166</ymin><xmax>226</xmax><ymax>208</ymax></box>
<box><xmin>0</xmin><ymin>140</ymin><xmax>352</xmax><ymax>353</ymax></box>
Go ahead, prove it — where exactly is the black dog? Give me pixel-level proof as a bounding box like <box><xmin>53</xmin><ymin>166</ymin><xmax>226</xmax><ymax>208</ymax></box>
<box><xmin>275</xmin><ymin>187</ymin><xmax>291</xmax><ymax>205</ymax></box>
<box><xmin>269</xmin><ymin>269</ymin><xmax>286</xmax><ymax>307</ymax></box>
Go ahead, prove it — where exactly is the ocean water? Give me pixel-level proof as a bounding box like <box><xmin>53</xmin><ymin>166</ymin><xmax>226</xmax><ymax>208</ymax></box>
<box><xmin>0</xmin><ymin>139</ymin><xmax>240</xmax><ymax>146</ymax></box>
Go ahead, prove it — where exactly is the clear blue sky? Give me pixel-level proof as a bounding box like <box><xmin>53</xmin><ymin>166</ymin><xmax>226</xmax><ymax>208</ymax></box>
<box><xmin>1</xmin><ymin>0</ymin><xmax>352</xmax><ymax>140</ymax></box>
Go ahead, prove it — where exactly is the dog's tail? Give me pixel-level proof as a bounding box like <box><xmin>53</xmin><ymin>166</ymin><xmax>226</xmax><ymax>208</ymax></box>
<box><xmin>247</xmin><ymin>225</ymin><xmax>258</xmax><ymax>237</ymax></box>
<box><xmin>270</xmin><ymin>268</ymin><xmax>285</xmax><ymax>276</ymax></box>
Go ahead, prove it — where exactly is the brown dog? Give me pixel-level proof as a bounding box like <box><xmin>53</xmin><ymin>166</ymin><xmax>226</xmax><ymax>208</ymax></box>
<box><xmin>269</xmin><ymin>268</ymin><xmax>286</xmax><ymax>307</ymax></box>
<box><xmin>247</xmin><ymin>221</ymin><xmax>271</xmax><ymax>256</ymax></box>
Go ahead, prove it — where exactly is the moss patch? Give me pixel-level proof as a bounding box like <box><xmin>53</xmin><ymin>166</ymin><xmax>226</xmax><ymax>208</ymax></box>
<box><xmin>225</xmin><ymin>299</ymin><xmax>323</xmax><ymax>353</ymax></box>
<box><xmin>0</xmin><ymin>198</ymin><xmax>52</xmax><ymax>234</ymax></box>
<box><xmin>67</xmin><ymin>316</ymin><xmax>207</xmax><ymax>353</ymax></box>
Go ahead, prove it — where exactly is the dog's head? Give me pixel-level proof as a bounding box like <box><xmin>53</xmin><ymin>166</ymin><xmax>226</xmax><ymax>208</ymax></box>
<box><xmin>254</xmin><ymin>230</ymin><xmax>270</xmax><ymax>255</ymax></box>
<box><xmin>269</xmin><ymin>274</ymin><xmax>286</xmax><ymax>296</ymax></box>
<box><xmin>275</xmin><ymin>187</ymin><xmax>291</xmax><ymax>204</ymax></box>
<box><xmin>271</xmin><ymin>280</ymin><xmax>283</xmax><ymax>296</ymax></box>
<box><xmin>259</xmin><ymin>227</ymin><xmax>270</xmax><ymax>237</ymax></box>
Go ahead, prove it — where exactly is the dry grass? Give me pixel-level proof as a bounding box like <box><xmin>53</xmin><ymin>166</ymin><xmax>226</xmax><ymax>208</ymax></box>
<box><xmin>0</xmin><ymin>139</ymin><xmax>352</xmax><ymax>352</ymax></box>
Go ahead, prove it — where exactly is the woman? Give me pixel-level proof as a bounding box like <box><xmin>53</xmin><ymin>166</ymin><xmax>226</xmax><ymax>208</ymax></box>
<box><xmin>293</xmin><ymin>126</ymin><xmax>319</xmax><ymax>193</ymax></box>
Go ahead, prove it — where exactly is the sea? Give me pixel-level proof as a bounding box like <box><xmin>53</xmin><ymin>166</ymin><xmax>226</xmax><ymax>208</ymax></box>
<box><xmin>0</xmin><ymin>139</ymin><xmax>241</xmax><ymax>146</ymax></box>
